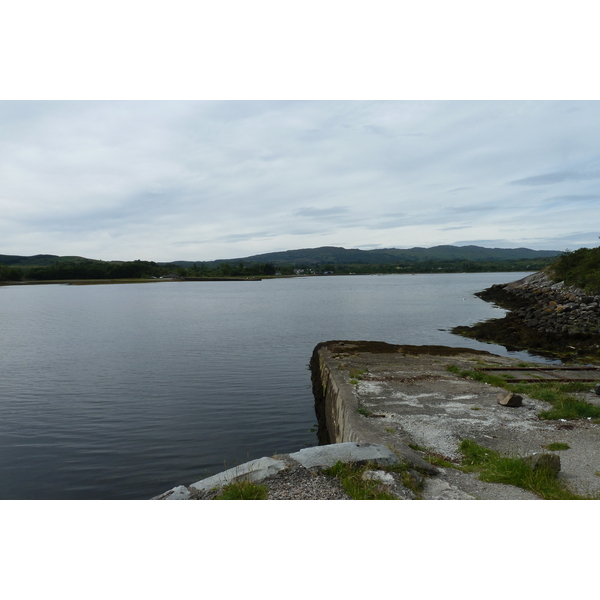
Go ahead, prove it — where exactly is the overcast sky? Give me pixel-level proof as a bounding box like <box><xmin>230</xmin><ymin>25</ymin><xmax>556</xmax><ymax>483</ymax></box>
<box><xmin>1</xmin><ymin>100</ymin><xmax>599</xmax><ymax>262</ymax></box>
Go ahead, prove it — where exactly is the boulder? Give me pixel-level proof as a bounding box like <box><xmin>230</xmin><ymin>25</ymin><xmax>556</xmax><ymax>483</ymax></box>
<box><xmin>523</xmin><ymin>453</ymin><xmax>561</xmax><ymax>477</ymax></box>
<box><xmin>497</xmin><ymin>392</ymin><xmax>523</xmax><ymax>407</ymax></box>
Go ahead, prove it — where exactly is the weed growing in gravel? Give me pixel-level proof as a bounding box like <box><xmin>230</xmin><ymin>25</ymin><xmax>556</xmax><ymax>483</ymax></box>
<box><xmin>543</xmin><ymin>442</ymin><xmax>570</xmax><ymax>451</ymax></box>
<box><xmin>322</xmin><ymin>461</ymin><xmax>398</xmax><ymax>500</ymax></box>
<box><xmin>408</xmin><ymin>443</ymin><xmax>460</xmax><ymax>469</ymax></box>
<box><xmin>446</xmin><ymin>365</ymin><xmax>600</xmax><ymax>420</ymax></box>
<box><xmin>349</xmin><ymin>368</ymin><xmax>368</xmax><ymax>380</ymax></box>
<box><xmin>214</xmin><ymin>480</ymin><xmax>268</xmax><ymax>500</ymax></box>
<box><xmin>356</xmin><ymin>407</ymin><xmax>373</xmax><ymax>417</ymax></box>
<box><xmin>458</xmin><ymin>439</ymin><xmax>584</xmax><ymax>500</ymax></box>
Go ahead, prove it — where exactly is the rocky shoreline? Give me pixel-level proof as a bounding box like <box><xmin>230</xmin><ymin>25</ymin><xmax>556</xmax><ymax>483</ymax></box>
<box><xmin>452</xmin><ymin>271</ymin><xmax>600</xmax><ymax>363</ymax></box>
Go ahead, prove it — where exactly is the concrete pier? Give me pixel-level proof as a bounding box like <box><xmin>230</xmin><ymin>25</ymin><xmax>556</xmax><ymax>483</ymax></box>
<box><xmin>154</xmin><ymin>340</ymin><xmax>600</xmax><ymax>499</ymax></box>
<box><xmin>310</xmin><ymin>340</ymin><xmax>600</xmax><ymax>498</ymax></box>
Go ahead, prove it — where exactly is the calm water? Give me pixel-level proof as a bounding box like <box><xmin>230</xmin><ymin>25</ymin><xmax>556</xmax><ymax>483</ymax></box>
<box><xmin>0</xmin><ymin>272</ymin><xmax>550</xmax><ymax>499</ymax></box>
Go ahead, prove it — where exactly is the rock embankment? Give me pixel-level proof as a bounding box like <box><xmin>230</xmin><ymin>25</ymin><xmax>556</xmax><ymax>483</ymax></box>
<box><xmin>453</xmin><ymin>271</ymin><xmax>600</xmax><ymax>361</ymax></box>
<box><xmin>152</xmin><ymin>442</ymin><xmax>419</xmax><ymax>500</ymax></box>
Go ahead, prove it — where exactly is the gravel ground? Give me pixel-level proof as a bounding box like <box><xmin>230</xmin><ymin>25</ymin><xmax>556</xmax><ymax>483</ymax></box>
<box><xmin>263</xmin><ymin>466</ymin><xmax>352</xmax><ymax>500</ymax></box>
<box><xmin>187</xmin><ymin>466</ymin><xmax>352</xmax><ymax>500</ymax></box>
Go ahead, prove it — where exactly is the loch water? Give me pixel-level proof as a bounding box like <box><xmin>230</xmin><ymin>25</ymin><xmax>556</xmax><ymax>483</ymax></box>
<box><xmin>0</xmin><ymin>272</ymin><xmax>550</xmax><ymax>499</ymax></box>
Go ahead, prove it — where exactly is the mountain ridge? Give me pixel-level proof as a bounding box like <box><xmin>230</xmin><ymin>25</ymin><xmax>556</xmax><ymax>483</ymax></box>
<box><xmin>1</xmin><ymin>245</ymin><xmax>562</xmax><ymax>269</ymax></box>
<box><xmin>169</xmin><ymin>245</ymin><xmax>561</xmax><ymax>268</ymax></box>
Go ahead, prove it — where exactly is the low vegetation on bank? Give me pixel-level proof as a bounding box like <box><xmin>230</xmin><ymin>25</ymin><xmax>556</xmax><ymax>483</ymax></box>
<box><xmin>547</xmin><ymin>245</ymin><xmax>600</xmax><ymax>295</ymax></box>
<box><xmin>453</xmin><ymin>245</ymin><xmax>600</xmax><ymax>362</ymax></box>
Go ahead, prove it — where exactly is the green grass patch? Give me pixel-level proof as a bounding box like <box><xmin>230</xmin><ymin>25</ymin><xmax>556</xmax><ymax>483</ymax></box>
<box><xmin>446</xmin><ymin>365</ymin><xmax>600</xmax><ymax>420</ymax></box>
<box><xmin>214</xmin><ymin>480</ymin><xmax>268</xmax><ymax>500</ymax></box>
<box><xmin>458</xmin><ymin>439</ymin><xmax>584</xmax><ymax>499</ymax></box>
<box><xmin>356</xmin><ymin>407</ymin><xmax>373</xmax><ymax>417</ymax></box>
<box><xmin>322</xmin><ymin>461</ymin><xmax>398</xmax><ymax>499</ymax></box>
<box><xmin>543</xmin><ymin>442</ymin><xmax>570</xmax><ymax>451</ymax></box>
<box><xmin>349</xmin><ymin>368</ymin><xmax>367</xmax><ymax>381</ymax></box>
<box><xmin>408</xmin><ymin>443</ymin><xmax>460</xmax><ymax>470</ymax></box>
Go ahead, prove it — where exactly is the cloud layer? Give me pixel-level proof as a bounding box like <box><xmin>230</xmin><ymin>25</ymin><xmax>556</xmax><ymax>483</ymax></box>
<box><xmin>1</xmin><ymin>100</ymin><xmax>599</xmax><ymax>261</ymax></box>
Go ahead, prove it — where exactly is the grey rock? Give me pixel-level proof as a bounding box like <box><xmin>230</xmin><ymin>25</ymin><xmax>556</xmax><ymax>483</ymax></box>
<box><xmin>408</xmin><ymin>469</ymin><xmax>425</xmax><ymax>488</ymax></box>
<box><xmin>523</xmin><ymin>453</ymin><xmax>561</xmax><ymax>477</ymax></box>
<box><xmin>422</xmin><ymin>478</ymin><xmax>475</xmax><ymax>500</ymax></box>
<box><xmin>289</xmin><ymin>442</ymin><xmax>400</xmax><ymax>469</ymax></box>
<box><xmin>362</xmin><ymin>470</ymin><xmax>396</xmax><ymax>485</ymax></box>
<box><xmin>189</xmin><ymin>456</ymin><xmax>289</xmax><ymax>492</ymax></box>
<box><xmin>497</xmin><ymin>391</ymin><xmax>523</xmax><ymax>407</ymax></box>
<box><xmin>151</xmin><ymin>485</ymin><xmax>191</xmax><ymax>500</ymax></box>
<box><xmin>362</xmin><ymin>470</ymin><xmax>416</xmax><ymax>500</ymax></box>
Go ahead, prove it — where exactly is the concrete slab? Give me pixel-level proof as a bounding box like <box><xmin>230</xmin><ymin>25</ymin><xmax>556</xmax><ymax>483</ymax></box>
<box><xmin>288</xmin><ymin>441</ymin><xmax>399</xmax><ymax>469</ymax></box>
<box><xmin>189</xmin><ymin>456</ymin><xmax>289</xmax><ymax>492</ymax></box>
<box><xmin>312</xmin><ymin>340</ymin><xmax>600</xmax><ymax>498</ymax></box>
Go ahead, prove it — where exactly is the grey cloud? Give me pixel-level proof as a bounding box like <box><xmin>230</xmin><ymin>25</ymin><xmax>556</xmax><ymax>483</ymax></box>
<box><xmin>170</xmin><ymin>231</ymin><xmax>276</xmax><ymax>246</ymax></box>
<box><xmin>212</xmin><ymin>232</ymin><xmax>276</xmax><ymax>243</ymax></box>
<box><xmin>510</xmin><ymin>170</ymin><xmax>600</xmax><ymax>186</ymax></box>
<box><xmin>546</xmin><ymin>194</ymin><xmax>600</xmax><ymax>202</ymax></box>
<box><xmin>365</xmin><ymin>218</ymin><xmax>407</xmax><ymax>230</ymax></box>
<box><xmin>453</xmin><ymin>238</ymin><xmax>523</xmax><ymax>247</ymax></box>
<box><xmin>542</xmin><ymin>231</ymin><xmax>600</xmax><ymax>246</ymax></box>
<box><xmin>294</xmin><ymin>206</ymin><xmax>350</xmax><ymax>218</ymax></box>
<box><xmin>447</xmin><ymin>187</ymin><xmax>472</xmax><ymax>193</ymax></box>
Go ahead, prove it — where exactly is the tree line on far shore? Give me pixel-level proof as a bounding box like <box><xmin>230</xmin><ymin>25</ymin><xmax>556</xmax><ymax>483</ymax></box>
<box><xmin>1</xmin><ymin>256</ymin><xmax>559</xmax><ymax>282</ymax></box>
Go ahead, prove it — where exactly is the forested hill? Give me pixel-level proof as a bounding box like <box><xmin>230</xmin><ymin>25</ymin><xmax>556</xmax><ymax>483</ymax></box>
<box><xmin>0</xmin><ymin>254</ymin><xmax>96</xmax><ymax>267</ymax></box>
<box><xmin>171</xmin><ymin>245</ymin><xmax>561</xmax><ymax>268</ymax></box>
<box><xmin>1</xmin><ymin>245</ymin><xmax>562</xmax><ymax>282</ymax></box>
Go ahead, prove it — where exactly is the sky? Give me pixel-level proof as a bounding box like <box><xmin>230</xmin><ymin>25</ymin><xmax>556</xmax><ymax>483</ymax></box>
<box><xmin>2</xmin><ymin>2</ymin><xmax>600</xmax><ymax>264</ymax></box>
<box><xmin>1</xmin><ymin>100</ymin><xmax>599</xmax><ymax>262</ymax></box>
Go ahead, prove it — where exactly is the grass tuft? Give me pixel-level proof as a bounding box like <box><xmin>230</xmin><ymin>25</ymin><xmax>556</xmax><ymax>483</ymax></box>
<box><xmin>349</xmin><ymin>368</ymin><xmax>368</xmax><ymax>380</ymax></box>
<box><xmin>214</xmin><ymin>479</ymin><xmax>268</xmax><ymax>500</ymax></box>
<box><xmin>322</xmin><ymin>461</ymin><xmax>398</xmax><ymax>500</ymax></box>
<box><xmin>408</xmin><ymin>443</ymin><xmax>460</xmax><ymax>469</ymax></box>
<box><xmin>458</xmin><ymin>439</ymin><xmax>585</xmax><ymax>499</ymax></box>
<box><xmin>543</xmin><ymin>442</ymin><xmax>570</xmax><ymax>451</ymax></box>
<box><xmin>356</xmin><ymin>407</ymin><xmax>373</xmax><ymax>417</ymax></box>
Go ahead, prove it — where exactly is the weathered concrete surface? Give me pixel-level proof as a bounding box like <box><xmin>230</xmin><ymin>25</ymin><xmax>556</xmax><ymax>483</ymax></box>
<box><xmin>311</xmin><ymin>340</ymin><xmax>600</xmax><ymax>499</ymax></box>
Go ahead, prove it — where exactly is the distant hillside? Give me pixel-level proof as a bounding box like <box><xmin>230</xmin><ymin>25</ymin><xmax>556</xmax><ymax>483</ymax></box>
<box><xmin>1</xmin><ymin>245</ymin><xmax>563</xmax><ymax>281</ymax></box>
<box><xmin>170</xmin><ymin>245</ymin><xmax>561</xmax><ymax>268</ymax></box>
<box><xmin>0</xmin><ymin>254</ymin><xmax>100</xmax><ymax>267</ymax></box>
